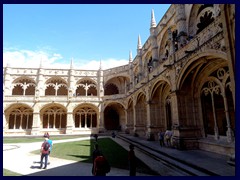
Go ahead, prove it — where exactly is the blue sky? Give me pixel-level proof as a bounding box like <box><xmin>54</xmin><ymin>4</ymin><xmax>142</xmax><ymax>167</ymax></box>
<box><xmin>3</xmin><ymin>4</ymin><xmax>171</xmax><ymax>70</ymax></box>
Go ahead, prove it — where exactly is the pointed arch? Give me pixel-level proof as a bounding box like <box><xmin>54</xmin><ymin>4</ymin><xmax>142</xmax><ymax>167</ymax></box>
<box><xmin>104</xmin><ymin>102</ymin><xmax>125</xmax><ymax>130</ymax></box>
<box><xmin>104</xmin><ymin>76</ymin><xmax>130</xmax><ymax>95</ymax></box>
<box><xmin>150</xmin><ymin>80</ymin><xmax>171</xmax><ymax>130</ymax></box>
<box><xmin>135</xmin><ymin>92</ymin><xmax>147</xmax><ymax>126</ymax></box>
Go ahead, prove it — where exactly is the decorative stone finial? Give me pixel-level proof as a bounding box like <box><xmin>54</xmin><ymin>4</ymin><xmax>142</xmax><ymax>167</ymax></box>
<box><xmin>129</xmin><ymin>50</ymin><xmax>133</xmax><ymax>62</ymax></box>
<box><xmin>151</xmin><ymin>9</ymin><xmax>156</xmax><ymax>28</ymax></box>
<box><xmin>70</xmin><ymin>58</ymin><xmax>74</xmax><ymax>69</ymax></box>
<box><xmin>99</xmin><ymin>59</ymin><xmax>102</xmax><ymax>70</ymax></box>
<box><xmin>39</xmin><ymin>57</ymin><xmax>43</xmax><ymax>68</ymax></box>
<box><xmin>137</xmin><ymin>34</ymin><xmax>142</xmax><ymax>49</ymax></box>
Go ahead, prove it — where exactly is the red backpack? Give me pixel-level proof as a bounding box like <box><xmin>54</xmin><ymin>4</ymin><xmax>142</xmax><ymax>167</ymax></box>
<box><xmin>95</xmin><ymin>156</ymin><xmax>111</xmax><ymax>173</ymax></box>
<box><xmin>43</xmin><ymin>141</ymin><xmax>50</xmax><ymax>151</ymax></box>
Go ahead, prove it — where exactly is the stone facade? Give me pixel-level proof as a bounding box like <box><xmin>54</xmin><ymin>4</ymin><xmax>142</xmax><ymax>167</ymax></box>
<box><xmin>3</xmin><ymin>4</ymin><xmax>235</xmax><ymax>155</ymax></box>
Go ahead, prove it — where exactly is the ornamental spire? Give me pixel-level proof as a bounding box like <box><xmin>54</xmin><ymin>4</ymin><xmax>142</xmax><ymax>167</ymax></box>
<box><xmin>99</xmin><ymin>59</ymin><xmax>102</xmax><ymax>70</ymax></box>
<box><xmin>39</xmin><ymin>56</ymin><xmax>43</xmax><ymax>68</ymax></box>
<box><xmin>70</xmin><ymin>58</ymin><xmax>74</xmax><ymax>69</ymax></box>
<box><xmin>129</xmin><ymin>50</ymin><xmax>133</xmax><ymax>62</ymax></box>
<box><xmin>137</xmin><ymin>34</ymin><xmax>142</xmax><ymax>49</ymax></box>
<box><xmin>151</xmin><ymin>9</ymin><xmax>156</xmax><ymax>28</ymax></box>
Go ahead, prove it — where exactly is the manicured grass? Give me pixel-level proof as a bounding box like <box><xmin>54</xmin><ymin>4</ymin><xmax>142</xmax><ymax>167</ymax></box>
<box><xmin>3</xmin><ymin>168</ymin><xmax>22</xmax><ymax>176</ymax></box>
<box><xmin>31</xmin><ymin>137</ymin><xmax>157</xmax><ymax>175</ymax></box>
<box><xmin>3</xmin><ymin>135</ymin><xmax>87</xmax><ymax>144</ymax></box>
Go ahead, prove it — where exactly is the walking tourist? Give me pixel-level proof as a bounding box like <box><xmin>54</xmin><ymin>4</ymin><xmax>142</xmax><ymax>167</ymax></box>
<box><xmin>45</xmin><ymin>133</ymin><xmax>53</xmax><ymax>164</ymax></box>
<box><xmin>92</xmin><ymin>144</ymin><xmax>102</xmax><ymax>175</ymax></box>
<box><xmin>39</xmin><ymin>133</ymin><xmax>51</xmax><ymax>169</ymax></box>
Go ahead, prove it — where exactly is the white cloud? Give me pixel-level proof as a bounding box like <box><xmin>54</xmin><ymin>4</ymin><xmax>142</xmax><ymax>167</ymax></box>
<box><xmin>3</xmin><ymin>49</ymin><xmax>63</xmax><ymax>68</ymax></box>
<box><xmin>3</xmin><ymin>49</ymin><xmax>129</xmax><ymax>70</ymax></box>
<box><xmin>77</xmin><ymin>58</ymin><xmax>129</xmax><ymax>70</ymax></box>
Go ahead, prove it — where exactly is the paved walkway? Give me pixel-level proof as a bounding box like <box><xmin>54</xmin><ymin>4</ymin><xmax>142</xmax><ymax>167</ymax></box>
<box><xmin>117</xmin><ymin>134</ymin><xmax>235</xmax><ymax>176</ymax></box>
<box><xmin>3</xmin><ymin>136</ymin><xmax>150</xmax><ymax>176</ymax></box>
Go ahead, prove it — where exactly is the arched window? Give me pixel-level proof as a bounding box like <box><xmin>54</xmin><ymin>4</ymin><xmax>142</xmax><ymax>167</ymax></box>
<box><xmin>76</xmin><ymin>79</ymin><xmax>97</xmax><ymax>96</ymax></box>
<box><xmin>12</xmin><ymin>78</ymin><xmax>36</xmax><ymax>96</ymax></box>
<box><xmin>104</xmin><ymin>83</ymin><xmax>119</xmax><ymax>95</ymax></box>
<box><xmin>74</xmin><ymin>107</ymin><xmax>97</xmax><ymax>128</ymax></box>
<box><xmin>197</xmin><ymin>11</ymin><xmax>214</xmax><ymax>34</ymax></box>
<box><xmin>12</xmin><ymin>84</ymin><xmax>23</xmax><ymax>95</ymax></box>
<box><xmin>42</xmin><ymin>106</ymin><xmax>67</xmax><ymax>129</ymax></box>
<box><xmin>201</xmin><ymin>68</ymin><xmax>234</xmax><ymax>139</ymax></box>
<box><xmin>45</xmin><ymin>78</ymin><xmax>68</xmax><ymax>96</ymax></box>
<box><xmin>8</xmin><ymin>107</ymin><xmax>33</xmax><ymax>130</ymax></box>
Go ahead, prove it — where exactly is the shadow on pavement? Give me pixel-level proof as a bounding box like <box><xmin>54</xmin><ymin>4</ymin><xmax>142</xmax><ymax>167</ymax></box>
<box><xmin>27</xmin><ymin>162</ymin><xmax>93</xmax><ymax>176</ymax></box>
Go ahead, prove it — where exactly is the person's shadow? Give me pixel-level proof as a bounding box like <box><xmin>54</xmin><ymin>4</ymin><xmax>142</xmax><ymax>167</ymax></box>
<box><xmin>30</xmin><ymin>165</ymin><xmax>41</xmax><ymax>169</ymax></box>
<box><xmin>30</xmin><ymin>161</ymin><xmax>42</xmax><ymax>169</ymax></box>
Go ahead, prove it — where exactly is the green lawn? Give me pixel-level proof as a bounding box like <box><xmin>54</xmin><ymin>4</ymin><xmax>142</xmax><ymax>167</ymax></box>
<box><xmin>31</xmin><ymin>137</ymin><xmax>158</xmax><ymax>175</ymax></box>
<box><xmin>3</xmin><ymin>169</ymin><xmax>22</xmax><ymax>176</ymax></box>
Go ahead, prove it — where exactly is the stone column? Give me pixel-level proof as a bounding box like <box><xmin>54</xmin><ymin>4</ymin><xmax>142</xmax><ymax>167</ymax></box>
<box><xmin>138</xmin><ymin>56</ymin><xmax>143</xmax><ymax>82</ymax></box>
<box><xmin>68</xmin><ymin>69</ymin><xmax>75</xmax><ymax>101</ymax></box>
<box><xmin>133</xmin><ymin>104</ymin><xmax>137</xmax><ymax>134</ymax></box>
<box><xmin>210</xmin><ymin>92</ymin><xmax>219</xmax><ymax>140</ymax></box>
<box><xmin>125</xmin><ymin>109</ymin><xmax>129</xmax><ymax>133</ymax></box>
<box><xmin>129</xmin><ymin>53</ymin><xmax>134</xmax><ymax>89</ymax></box>
<box><xmin>222</xmin><ymin>94</ymin><xmax>234</xmax><ymax>142</ymax></box>
<box><xmin>98</xmin><ymin>69</ymin><xmax>104</xmax><ymax>97</ymax></box>
<box><xmin>31</xmin><ymin>111</ymin><xmax>40</xmax><ymax>135</ymax></box>
<box><xmin>137</xmin><ymin>35</ymin><xmax>143</xmax><ymax>82</ymax></box>
<box><xmin>220</xmin><ymin>4</ymin><xmax>235</xmax><ymax>110</ymax></box>
<box><xmin>175</xmin><ymin>4</ymin><xmax>187</xmax><ymax>46</ymax></box>
<box><xmin>4</xmin><ymin>66</ymin><xmax>12</xmax><ymax>96</ymax></box>
<box><xmin>146</xmin><ymin>101</ymin><xmax>155</xmax><ymax>140</ymax></box>
<box><xmin>150</xmin><ymin>30</ymin><xmax>158</xmax><ymax>68</ymax></box>
<box><xmin>98</xmin><ymin>103</ymin><xmax>105</xmax><ymax>133</ymax></box>
<box><xmin>122</xmin><ymin>109</ymin><xmax>128</xmax><ymax>132</ymax></box>
<box><xmin>169</xmin><ymin>91</ymin><xmax>183</xmax><ymax>149</ymax></box>
<box><xmin>3</xmin><ymin>111</ymin><xmax>6</xmax><ymax>132</ymax></box>
<box><xmin>37</xmin><ymin>68</ymin><xmax>45</xmax><ymax>97</ymax></box>
<box><xmin>65</xmin><ymin>112</ymin><xmax>73</xmax><ymax>134</ymax></box>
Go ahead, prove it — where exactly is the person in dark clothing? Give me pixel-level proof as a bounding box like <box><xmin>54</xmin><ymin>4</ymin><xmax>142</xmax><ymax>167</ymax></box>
<box><xmin>128</xmin><ymin>144</ymin><xmax>136</xmax><ymax>176</ymax></box>
<box><xmin>94</xmin><ymin>155</ymin><xmax>109</xmax><ymax>176</ymax></box>
<box><xmin>93</xmin><ymin>134</ymin><xmax>98</xmax><ymax>142</ymax></box>
<box><xmin>92</xmin><ymin>144</ymin><xmax>102</xmax><ymax>175</ymax></box>
<box><xmin>112</xmin><ymin>131</ymin><xmax>116</xmax><ymax>138</ymax></box>
<box><xmin>159</xmin><ymin>131</ymin><xmax>165</xmax><ymax>147</ymax></box>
